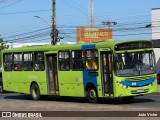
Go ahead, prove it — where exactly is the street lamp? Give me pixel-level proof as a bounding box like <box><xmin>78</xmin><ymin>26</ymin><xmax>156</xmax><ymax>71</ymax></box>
<box><xmin>34</xmin><ymin>16</ymin><xmax>61</xmax><ymax>44</ymax></box>
<box><xmin>34</xmin><ymin>16</ymin><xmax>52</xmax><ymax>28</ymax></box>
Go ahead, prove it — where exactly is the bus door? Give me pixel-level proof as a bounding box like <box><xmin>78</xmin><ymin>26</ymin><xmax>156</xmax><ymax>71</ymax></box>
<box><xmin>100</xmin><ymin>51</ymin><xmax>113</xmax><ymax>96</ymax></box>
<box><xmin>46</xmin><ymin>54</ymin><xmax>59</xmax><ymax>94</ymax></box>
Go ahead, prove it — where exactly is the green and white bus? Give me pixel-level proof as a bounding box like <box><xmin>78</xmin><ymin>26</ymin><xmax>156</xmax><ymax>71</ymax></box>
<box><xmin>1</xmin><ymin>40</ymin><xmax>158</xmax><ymax>103</ymax></box>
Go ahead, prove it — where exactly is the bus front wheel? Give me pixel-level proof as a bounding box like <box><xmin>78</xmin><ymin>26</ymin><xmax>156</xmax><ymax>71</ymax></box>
<box><xmin>86</xmin><ymin>87</ymin><xmax>98</xmax><ymax>103</ymax></box>
<box><xmin>30</xmin><ymin>83</ymin><xmax>40</xmax><ymax>100</ymax></box>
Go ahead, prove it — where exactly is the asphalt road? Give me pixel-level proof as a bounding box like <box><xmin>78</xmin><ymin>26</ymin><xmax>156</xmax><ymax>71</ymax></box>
<box><xmin>0</xmin><ymin>85</ymin><xmax>159</xmax><ymax>120</ymax></box>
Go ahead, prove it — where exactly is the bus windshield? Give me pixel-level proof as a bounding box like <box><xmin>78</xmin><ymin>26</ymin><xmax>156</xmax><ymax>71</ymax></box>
<box><xmin>115</xmin><ymin>51</ymin><xmax>155</xmax><ymax>76</ymax></box>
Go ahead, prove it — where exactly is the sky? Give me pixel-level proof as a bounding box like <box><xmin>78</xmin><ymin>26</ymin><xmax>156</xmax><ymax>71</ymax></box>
<box><xmin>0</xmin><ymin>0</ymin><xmax>160</xmax><ymax>43</ymax></box>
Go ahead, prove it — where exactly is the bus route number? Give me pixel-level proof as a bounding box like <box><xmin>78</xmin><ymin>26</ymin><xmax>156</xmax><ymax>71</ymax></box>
<box><xmin>131</xmin><ymin>82</ymin><xmax>137</xmax><ymax>86</ymax></box>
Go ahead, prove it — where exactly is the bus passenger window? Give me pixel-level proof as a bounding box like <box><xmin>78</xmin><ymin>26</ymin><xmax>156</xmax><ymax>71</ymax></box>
<box><xmin>85</xmin><ymin>49</ymin><xmax>98</xmax><ymax>70</ymax></box>
<box><xmin>4</xmin><ymin>54</ymin><xmax>12</xmax><ymax>71</ymax></box>
<box><xmin>23</xmin><ymin>53</ymin><xmax>33</xmax><ymax>71</ymax></box>
<box><xmin>58</xmin><ymin>51</ymin><xmax>70</xmax><ymax>71</ymax></box>
<box><xmin>34</xmin><ymin>52</ymin><xmax>45</xmax><ymax>71</ymax></box>
<box><xmin>14</xmin><ymin>53</ymin><xmax>22</xmax><ymax>71</ymax></box>
<box><xmin>71</xmin><ymin>50</ymin><xmax>84</xmax><ymax>70</ymax></box>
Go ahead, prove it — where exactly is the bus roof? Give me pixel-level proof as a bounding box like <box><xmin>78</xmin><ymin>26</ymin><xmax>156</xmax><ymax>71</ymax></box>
<box><xmin>2</xmin><ymin>40</ymin><xmax>152</xmax><ymax>53</ymax></box>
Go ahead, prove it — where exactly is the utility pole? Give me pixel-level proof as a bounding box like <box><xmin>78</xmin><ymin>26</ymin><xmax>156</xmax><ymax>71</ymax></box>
<box><xmin>89</xmin><ymin>0</ymin><xmax>94</xmax><ymax>27</ymax></box>
<box><xmin>51</xmin><ymin>0</ymin><xmax>58</xmax><ymax>45</ymax></box>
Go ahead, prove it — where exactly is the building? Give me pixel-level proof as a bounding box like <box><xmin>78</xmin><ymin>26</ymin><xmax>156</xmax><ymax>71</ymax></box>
<box><xmin>152</xmin><ymin>8</ymin><xmax>160</xmax><ymax>73</ymax></box>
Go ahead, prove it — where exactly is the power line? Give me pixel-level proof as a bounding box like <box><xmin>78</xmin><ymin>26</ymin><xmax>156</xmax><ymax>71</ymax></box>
<box><xmin>4</xmin><ymin>31</ymin><xmax>50</xmax><ymax>43</ymax></box>
<box><xmin>60</xmin><ymin>0</ymin><xmax>88</xmax><ymax>15</ymax></box>
<box><xmin>0</xmin><ymin>9</ymin><xmax>51</xmax><ymax>15</ymax></box>
<box><xmin>0</xmin><ymin>0</ymin><xmax>24</xmax><ymax>10</ymax></box>
<box><xmin>3</xmin><ymin>27</ymin><xmax>50</xmax><ymax>39</ymax></box>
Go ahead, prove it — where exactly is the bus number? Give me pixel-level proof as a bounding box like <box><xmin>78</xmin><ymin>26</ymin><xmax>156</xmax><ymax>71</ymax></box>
<box><xmin>131</xmin><ymin>82</ymin><xmax>137</xmax><ymax>86</ymax></box>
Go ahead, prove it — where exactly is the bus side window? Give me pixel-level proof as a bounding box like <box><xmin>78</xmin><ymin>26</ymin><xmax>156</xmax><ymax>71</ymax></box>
<box><xmin>4</xmin><ymin>53</ymin><xmax>13</xmax><ymax>71</ymax></box>
<box><xmin>85</xmin><ymin>49</ymin><xmax>98</xmax><ymax>70</ymax></box>
<box><xmin>14</xmin><ymin>53</ymin><xmax>23</xmax><ymax>71</ymax></box>
<box><xmin>34</xmin><ymin>52</ymin><xmax>45</xmax><ymax>71</ymax></box>
<box><xmin>23</xmin><ymin>53</ymin><xmax>33</xmax><ymax>71</ymax></box>
<box><xmin>58</xmin><ymin>51</ymin><xmax>70</xmax><ymax>71</ymax></box>
<box><xmin>71</xmin><ymin>50</ymin><xmax>84</xmax><ymax>70</ymax></box>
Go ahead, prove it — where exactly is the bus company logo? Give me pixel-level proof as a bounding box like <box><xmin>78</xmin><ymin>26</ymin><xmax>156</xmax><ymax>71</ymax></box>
<box><xmin>2</xmin><ymin>112</ymin><xmax>11</xmax><ymax>117</ymax></box>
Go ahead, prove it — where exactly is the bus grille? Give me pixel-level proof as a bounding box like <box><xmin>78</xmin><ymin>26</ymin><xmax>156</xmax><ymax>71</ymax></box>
<box><xmin>129</xmin><ymin>84</ymin><xmax>150</xmax><ymax>87</ymax></box>
<box><xmin>131</xmin><ymin>89</ymin><xmax>149</xmax><ymax>94</ymax></box>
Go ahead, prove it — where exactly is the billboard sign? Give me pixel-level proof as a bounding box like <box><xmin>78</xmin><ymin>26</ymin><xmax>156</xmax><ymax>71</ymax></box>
<box><xmin>76</xmin><ymin>27</ymin><xmax>112</xmax><ymax>42</ymax></box>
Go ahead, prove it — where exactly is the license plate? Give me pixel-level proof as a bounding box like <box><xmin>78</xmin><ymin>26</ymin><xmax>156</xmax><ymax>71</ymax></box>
<box><xmin>137</xmin><ymin>89</ymin><xmax>144</xmax><ymax>93</ymax></box>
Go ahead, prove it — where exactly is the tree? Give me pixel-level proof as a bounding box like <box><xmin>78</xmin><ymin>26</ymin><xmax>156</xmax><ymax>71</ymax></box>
<box><xmin>0</xmin><ymin>38</ymin><xmax>9</xmax><ymax>68</ymax></box>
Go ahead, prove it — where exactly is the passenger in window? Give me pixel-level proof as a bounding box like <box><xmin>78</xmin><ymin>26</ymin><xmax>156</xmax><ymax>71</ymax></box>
<box><xmin>14</xmin><ymin>64</ymin><xmax>20</xmax><ymax>70</ymax></box>
<box><xmin>86</xmin><ymin>60</ymin><xmax>98</xmax><ymax>70</ymax></box>
<box><xmin>60</xmin><ymin>62</ymin><xmax>69</xmax><ymax>70</ymax></box>
<box><xmin>35</xmin><ymin>63</ymin><xmax>40</xmax><ymax>70</ymax></box>
<box><xmin>92</xmin><ymin>51</ymin><xmax>98</xmax><ymax>58</ymax></box>
<box><xmin>92</xmin><ymin>60</ymin><xmax>98</xmax><ymax>69</ymax></box>
<box><xmin>60</xmin><ymin>63</ymin><xmax>64</xmax><ymax>70</ymax></box>
<box><xmin>86</xmin><ymin>60</ymin><xmax>92</xmax><ymax>69</ymax></box>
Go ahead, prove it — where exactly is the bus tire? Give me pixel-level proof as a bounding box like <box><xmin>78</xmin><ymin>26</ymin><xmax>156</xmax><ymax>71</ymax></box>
<box><xmin>30</xmin><ymin>83</ymin><xmax>40</xmax><ymax>100</ymax></box>
<box><xmin>122</xmin><ymin>96</ymin><xmax>134</xmax><ymax>103</ymax></box>
<box><xmin>86</xmin><ymin>87</ymin><xmax>98</xmax><ymax>103</ymax></box>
